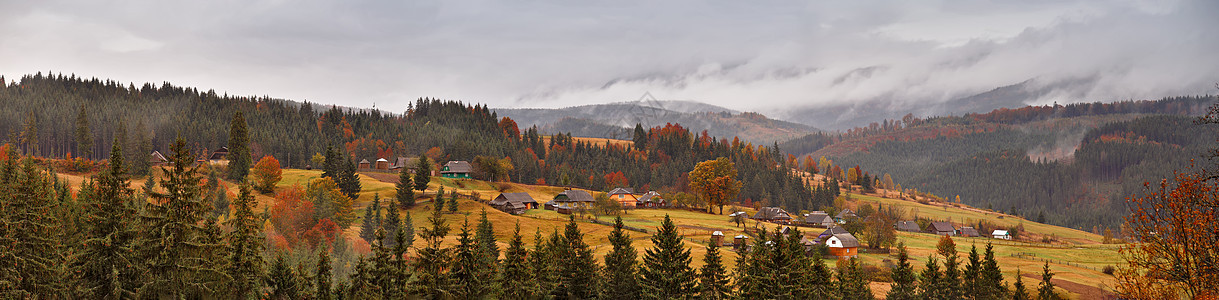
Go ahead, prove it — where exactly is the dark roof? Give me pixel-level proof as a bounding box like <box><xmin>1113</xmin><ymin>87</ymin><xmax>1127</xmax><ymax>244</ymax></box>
<box><xmin>608</xmin><ymin>188</ymin><xmax>634</xmax><ymax>195</ymax></box>
<box><xmin>896</xmin><ymin>221</ymin><xmax>921</xmax><ymax>232</ymax></box>
<box><xmin>752</xmin><ymin>207</ymin><xmax>792</xmax><ymax>220</ymax></box>
<box><xmin>208</xmin><ymin>151</ymin><xmax>227</xmax><ymax>161</ymax></box>
<box><xmin>441</xmin><ymin>161</ymin><xmax>472</xmax><ymax>173</ymax></box>
<box><xmin>929</xmin><ymin>222</ymin><xmax>957</xmax><ymax>232</ymax></box>
<box><xmin>491</xmin><ymin>193</ymin><xmax>537</xmax><ymax>209</ymax></box>
<box><xmin>819</xmin><ymin>226</ymin><xmax>849</xmax><ymax>237</ymax></box>
<box><xmin>391</xmin><ymin>157</ymin><xmax>420</xmax><ymax>169</ymax></box>
<box><xmin>636</xmin><ymin>191</ymin><xmax>663</xmax><ymax>203</ymax></box>
<box><xmin>805</xmin><ymin>212</ymin><xmax>833</xmax><ymax>224</ymax></box>
<box><xmin>960</xmin><ymin>226</ymin><xmax>981</xmax><ymax>237</ymax></box>
<box><xmin>835</xmin><ymin>208</ymin><xmax>857</xmax><ymax>219</ymax></box>
<box><xmin>214</xmin><ymin>146</ymin><xmax>229</xmax><ymax>154</ymax></box>
<box><xmin>830</xmin><ymin>233</ymin><xmax>860</xmax><ymax>248</ymax></box>
<box><xmin>553</xmin><ymin>190</ymin><xmax>595</xmax><ymax>202</ymax></box>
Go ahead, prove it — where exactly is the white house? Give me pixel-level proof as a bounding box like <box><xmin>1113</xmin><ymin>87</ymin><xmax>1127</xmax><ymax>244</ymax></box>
<box><xmin>992</xmin><ymin>230</ymin><xmax>1011</xmax><ymax>240</ymax></box>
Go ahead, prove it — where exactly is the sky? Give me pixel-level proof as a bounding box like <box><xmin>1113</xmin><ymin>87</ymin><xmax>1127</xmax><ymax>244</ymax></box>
<box><xmin>1</xmin><ymin>0</ymin><xmax>1215</xmax><ymax>119</ymax></box>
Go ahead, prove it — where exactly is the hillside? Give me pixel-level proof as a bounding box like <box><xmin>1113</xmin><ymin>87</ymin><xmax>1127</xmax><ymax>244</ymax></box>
<box><xmin>495</xmin><ymin>102</ymin><xmax>818</xmax><ymax>143</ymax></box>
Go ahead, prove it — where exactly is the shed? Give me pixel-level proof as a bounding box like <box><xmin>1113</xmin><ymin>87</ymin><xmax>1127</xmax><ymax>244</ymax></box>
<box><xmin>929</xmin><ymin>222</ymin><xmax>958</xmax><ymax>236</ymax></box>
<box><xmin>358</xmin><ymin>159</ymin><xmax>371</xmax><ymax>170</ymax></box>
<box><xmin>711</xmin><ymin>231</ymin><xmax>724</xmax><ymax>245</ymax></box>
<box><xmin>374</xmin><ymin>158</ymin><xmax>390</xmax><ymax>170</ymax></box>
<box><xmin>150</xmin><ymin>150</ymin><xmax>168</xmax><ymax>166</ymax></box>
<box><xmin>835</xmin><ymin>208</ymin><xmax>858</xmax><ymax>223</ymax></box>
<box><xmin>959</xmin><ymin>226</ymin><xmax>981</xmax><ymax>237</ymax></box>
<box><xmin>490</xmin><ymin>192</ymin><xmax>538</xmax><ymax>215</ymax></box>
<box><xmin>992</xmin><ymin>230</ymin><xmax>1011</xmax><ymax>240</ymax></box>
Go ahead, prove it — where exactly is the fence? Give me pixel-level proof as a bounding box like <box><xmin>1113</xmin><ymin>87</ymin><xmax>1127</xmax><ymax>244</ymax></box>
<box><xmin>1008</xmin><ymin>252</ymin><xmax>1105</xmax><ymax>272</ymax></box>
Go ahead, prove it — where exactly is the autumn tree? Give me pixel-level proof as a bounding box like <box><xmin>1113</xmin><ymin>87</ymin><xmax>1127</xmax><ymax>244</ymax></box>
<box><xmin>253</xmin><ymin>155</ymin><xmax>284</xmax><ymax>193</ymax></box>
<box><xmin>228</xmin><ymin>111</ymin><xmax>252</xmax><ymax>181</ymax></box>
<box><xmin>688</xmin><ymin>157</ymin><xmax>741</xmax><ymax>214</ymax></box>
<box><xmin>1117</xmin><ymin>167</ymin><xmax>1219</xmax><ymax>298</ymax></box>
<box><xmin>307</xmin><ymin>177</ymin><xmax>355</xmax><ymax>228</ymax></box>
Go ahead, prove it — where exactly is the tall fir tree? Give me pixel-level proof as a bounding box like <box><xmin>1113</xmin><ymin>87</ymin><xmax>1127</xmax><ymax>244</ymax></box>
<box><xmin>698</xmin><ymin>239</ymin><xmax>731</xmax><ymax>300</ymax></box>
<box><xmin>917</xmin><ymin>256</ymin><xmax>945</xmax><ymax>299</ymax></box>
<box><xmin>401</xmin><ymin>211</ymin><xmax>415</xmax><ymax>250</ymax></box>
<box><xmin>131</xmin><ymin>120</ymin><xmax>152</xmax><ymax>176</ymax></box>
<box><xmin>941</xmin><ymin>237</ymin><xmax>963</xmax><ymax>299</ymax></box>
<box><xmin>411</xmin><ymin>192</ymin><xmax>452</xmax><ymax>298</ymax></box>
<box><xmin>346</xmin><ymin>256</ymin><xmax>380</xmax><ymax>299</ymax></box>
<box><xmin>1012</xmin><ymin>268</ymin><xmax>1030</xmax><ymax>300</ymax></box>
<box><xmin>603</xmin><ymin>216</ymin><xmax>641</xmax><ymax>299</ymax></box>
<box><xmin>475</xmin><ymin>209</ymin><xmax>500</xmax><ymax>291</ymax></box>
<box><xmin>1037</xmin><ymin>262</ymin><xmax>1059</xmax><ymax>300</ymax></box>
<box><xmin>391</xmin><ymin>226</ymin><xmax>411</xmax><ymax>297</ymax></box>
<box><xmin>225</xmin><ymin>183</ymin><xmax>266</xmax><ymax>299</ymax></box>
<box><xmin>414</xmin><ymin>156</ymin><xmax>431</xmax><ymax>191</ymax></box>
<box><xmin>136</xmin><ymin>137</ymin><xmax>223</xmax><ymax>298</ymax></box>
<box><xmin>1</xmin><ymin>155</ymin><xmax>66</xmax><ymax>296</ymax></box>
<box><xmin>268</xmin><ymin>253</ymin><xmax>301</xmax><ymax>299</ymax></box>
<box><xmin>447</xmin><ymin>190</ymin><xmax>459</xmax><ymax>212</ymax></box>
<box><xmin>227</xmin><ymin>111</ymin><xmax>251</xmax><ymax>181</ymax></box>
<box><xmin>76</xmin><ymin>104</ymin><xmax>93</xmax><ymax>159</ymax></box>
<box><xmin>397</xmin><ymin>167</ymin><xmax>415</xmax><ymax>207</ymax></box>
<box><xmin>963</xmin><ymin>244</ymin><xmax>983</xmax><ymax>299</ymax></box>
<box><xmin>981</xmin><ymin>243</ymin><xmax>1008</xmax><ymax>298</ymax></box>
<box><xmin>338</xmin><ymin>156</ymin><xmax>362</xmax><ymax>199</ymax></box>
<box><xmin>359</xmin><ymin>195</ymin><xmax>382</xmax><ymax>245</ymax></box>
<box><xmin>887</xmin><ymin>243</ymin><xmax>918</xmax><ymax>300</ymax></box>
<box><xmin>640</xmin><ymin>215</ymin><xmax>697</xmax><ymax>299</ymax></box>
<box><xmin>530</xmin><ymin>229</ymin><xmax>558</xmax><ymax>296</ymax></box>
<box><xmin>381</xmin><ymin>194</ymin><xmax>401</xmax><ymax>248</ymax></box>
<box><xmin>73</xmin><ymin>140</ymin><xmax>141</xmax><ymax>298</ymax></box>
<box><xmin>836</xmin><ymin>257</ymin><xmax>874</xmax><ymax>300</ymax></box>
<box><xmin>316</xmin><ymin>246</ymin><xmax>333</xmax><ymax>300</ymax></box>
<box><xmin>499</xmin><ymin>223</ymin><xmax>533</xmax><ymax>299</ymax></box>
<box><xmin>322</xmin><ymin>146</ymin><xmax>341</xmax><ymax>180</ymax></box>
<box><xmin>732</xmin><ymin>227</ymin><xmax>770</xmax><ymax>298</ymax></box>
<box><xmin>371</xmin><ymin>229</ymin><xmax>396</xmax><ymax>299</ymax></box>
<box><xmin>450</xmin><ymin>219</ymin><xmax>490</xmax><ymax>299</ymax></box>
<box><xmin>555</xmin><ymin>216</ymin><xmax>601</xmax><ymax>299</ymax></box>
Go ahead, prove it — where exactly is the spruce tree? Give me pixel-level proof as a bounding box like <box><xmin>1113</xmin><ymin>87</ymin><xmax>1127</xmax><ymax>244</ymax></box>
<box><xmin>372</xmin><ymin>229</ymin><xmax>395</xmax><ymax>299</ymax></box>
<box><xmin>836</xmin><ymin>257</ymin><xmax>874</xmax><ymax>300</ymax></box>
<box><xmin>131</xmin><ymin>120</ymin><xmax>152</xmax><ymax>176</ymax></box>
<box><xmin>555</xmin><ymin>216</ymin><xmax>601</xmax><ymax>299</ymax></box>
<box><xmin>338</xmin><ymin>156</ymin><xmax>362</xmax><ymax>199</ymax></box>
<box><xmin>74</xmin><ymin>140</ymin><xmax>141</xmax><ymax>298</ymax></box>
<box><xmin>887</xmin><ymin>243</ymin><xmax>918</xmax><ymax>300</ymax></box>
<box><xmin>530</xmin><ymin>229</ymin><xmax>558</xmax><ymax>296</ymax></box>
<box><xmin>316</xmin><ymin>246</ymin><xmax>333</xmax><ymax>300</ymax></box>
<box><xmin>1037</xmin><ymin>262</ymin><xmax>1058</xmax><ymax>300</ymax></box>
<box><xmin>475</xmin><ymin>209</ymin><xmax>500</xmax><ymax>292</ymax></box>
<box><xmin>1012</xmin><ymin>268</ymin><xmax>1030</xmax><ymax>300</ymax></box>
<box><xmin>322</xmin><ymin>146</ymin><xmax>341</xmax><ymax>180</ymax></box>
<box><xmin>451</xmin><ymin>219</ymin><xmax>490</xmax><ymax>299</ymax></box>
<box><xmin>640</xmin><ymin>215</ymin><xmax>697</xmax><ymax>299</ymax></box>
<box><xmin>447</xmin><ymin>190</ymin><xmax>459</xmax><ymax>212</ymax></box>
<box><xmin>699</xmin><ymin>240</ymin><xmax>731</xmax><ymax>299</ymax></box>
<box><xmin>360</xmin><ymin>195</ymin><xmax>382</xmax><ymax>245</ymax></box>
<box><xmin>500</xmin><ymin>223</ymin><xmax>532</xmax><ymax>299</ymax></box>
<box><xmin>603</xmin><ymin>216</ymin><xmax>641</xmax><ymax>299</ymax></box>
<box><xmin>76</xmin><ymin>104</ymin><xmax>93</xmax><ymax>159</ymax></box>
<box><xmin>414</xmin><ymin>156</ymin><xmax>431</xmax><ymax>191</ymax></box>
<box><xmin>942</xmin><ymin>239</ymin><xmax>963</xmax><ymax>299</ymax></box>
<box><xmin>137</xmin><ymin>138</ymin><xmax>223</xmax><ymax>297</ymax></box>
<box><xmin>227</xmin><ymin>111</ymin><xmax>251</xmax><ymax>181</ymax></box>
<box><xmin>391</xmin><ymin>226</ymin><xmax>411</xmax><ymax>297</ymax></box>
<box><xmin>732</xmin><ymin>227</ymin><xmax>769</xmax><ymax>298</ymax></box>
<box><xmin>963</xmin><ymin>244</ymin><xmax>982</xmax><ymax>298</ymax></box>
<box><xmin>225</xmin><ymin>183</ymin><xmax>266</xmax><ymax>299</ymax></box>
<box><xmin>381</xmin><ymin>194</ymin><xmax>401</xmax><ymax>248</ymax></box>
<box><xmin>397</xmin><ymin>167</ymin><xmax>415</xmax><ymax>207</ymax></box>
<box><xmin>917</xmin><ymin>256</ymin><xmax>945</xmax><ymax>299</ymax></box>
<box><xmin>410</xmin><ymin>195</ymin><xmax>452</xmax><ymax>298</ymax></box>
<box><xmin>268</xmin><ymin>253</ymin><xmax>301</xmax><ymax>299</ymax></box>
<box><xmin>401</xmin><ymin>211</ymin><xmax>415</xmax><ymax>249</ymax></box>
<box><xmin>346</xmin><ymin>256</ymin><xmax>380</xmax><ymax>298</ymax></box>
<box><xmin>981</xmin><ymin>243</ymin><xmax>1007</xmax><ymax>297</ymax></box>
<box><xmin>1</xmin><ymin>155</ymin><xmax>66</xmax><ymax>296</ymax></box>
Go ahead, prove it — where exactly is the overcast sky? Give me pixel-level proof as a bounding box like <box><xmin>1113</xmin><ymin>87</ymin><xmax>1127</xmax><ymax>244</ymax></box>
<box><xmin>1</xmin><ymin>0</ymin><xmax>1215</xmax><ymax>116</ymax></box>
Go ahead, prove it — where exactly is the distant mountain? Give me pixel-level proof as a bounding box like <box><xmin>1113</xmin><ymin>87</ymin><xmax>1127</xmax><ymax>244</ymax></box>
<box><xmin>495</xmin><ymin>101</ymin><xmax>816</xmax><ymax>143</ymax></box>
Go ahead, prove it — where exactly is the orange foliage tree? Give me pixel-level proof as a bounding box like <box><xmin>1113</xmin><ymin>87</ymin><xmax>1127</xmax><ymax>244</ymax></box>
<box><xmin>270</xmin><ymin>187</ymin><xmax>316</xmax><ymax>248</ymax></box>
<box><xmin>688</xmin><ymin>157</ymin><xmax>741</xmax><ymax>215</ymax></box>
<box><xmin>1117</xmin><ymin>166</ymin><xmax>1219</xmax><ymax>298</ymax></box>
<box><xmin>252</xmin><ymin>155</ymin><xmax>282</xmax><ymax>194</ymax></box>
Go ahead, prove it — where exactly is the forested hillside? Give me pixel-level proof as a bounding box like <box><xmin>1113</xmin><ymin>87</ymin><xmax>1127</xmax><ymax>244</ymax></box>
<box><xmin>784</xmin><ymin>96</ymin><xmax>1219</xmax><ymax>230</ymax></box>
<box><xmin>0</xmin><ymin>73</ymin><xmax>821</xmax><ymax>212</ymax></box>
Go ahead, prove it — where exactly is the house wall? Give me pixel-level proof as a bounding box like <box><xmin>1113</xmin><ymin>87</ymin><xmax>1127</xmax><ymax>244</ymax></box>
<box><xmin>614</xmin><ymin>193</ymin><xmax>638</xmax><ymax>208</ymax></box>
<box><xmin>829</xmin><ymin>247</ymin><xmax>857</xmax><ymax>257</ymax></box>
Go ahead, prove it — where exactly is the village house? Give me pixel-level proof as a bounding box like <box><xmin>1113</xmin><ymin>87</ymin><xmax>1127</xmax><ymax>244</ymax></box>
<box><xmin>548</xmin><ymin>189</ymin><xmax>595</xmax><ymax>214</ymax></box>
<box><xmin>804</xmin><ymin>211</ymin><xmax>835</xmax><ymax>227</ymax></box>
<box><xmin>817</xmin><ymin>226</ymin><xmax>850</xmax><ymax>241</ymax></box>
<box><xmin>489</xmin><ymin>192</ymin><xmax>538</xmax><ymax>215</ymax></box>
<box><xmin>389</xmin><ymin>157</ymin><xmax>420</xmax><ymax>173</ymax></box>
<box><xmin>992</xmin><ymin>230</ymin><xmax>1012</xmax><ymax>240</ymax></box>
<box><xmin>635</xmin><ymin>191</ymin><xmax>666</xmax><ymax>208</ymax></box>
<box><xmin>835</xmin><ymin>208</ymin><xmax>857</xmax><ymax>224</ymax></box>
<box><xmin>929</xmin><ymin>221</ymin><xmax>958</xmax><ymax>236</ymax></box>
<box><xmin>752</xmin><ymin>207</ymin><xmax>793</xmax><ymax>224</ymax></box>
<box><xmin>608</xmin><ymin>188</ymin><xmax>638</xmax><ymax>209</ymax></box>
<box><xmin>959</xmin><ymin>226</ymin><xmax>981</xmax><ymax>237</ymax></box>
<box><xmin>440</xmin><ymin>161</ymin><xmax>472</xmax><ymax>179</ymax></box>
<box><xmin>895</xmin><ymin>220</ymin><xmax>921</xmax><ymax>232</ymax></box>
<box><xmin>149</xmin><ymin>150</ymin><xmax>168</xmax><ymax>166</ymax></box>
<box><xmin>824</xmin><ymin>233</ymin><xmax>860</xmax><ymax>258</ymax></box>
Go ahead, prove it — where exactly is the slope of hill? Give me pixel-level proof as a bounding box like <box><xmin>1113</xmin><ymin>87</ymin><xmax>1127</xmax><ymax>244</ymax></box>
<box><xmin>495</xmin><ymin>102</ymin><xmax>818</xmax><ymax>143</ymax></box>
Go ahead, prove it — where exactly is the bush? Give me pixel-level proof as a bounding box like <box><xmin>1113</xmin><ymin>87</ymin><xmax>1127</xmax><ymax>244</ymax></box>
<box><xmin>1102</xmin><ymin>265</ymin><xmax>1115</xmax><ymax>276</ymax></box>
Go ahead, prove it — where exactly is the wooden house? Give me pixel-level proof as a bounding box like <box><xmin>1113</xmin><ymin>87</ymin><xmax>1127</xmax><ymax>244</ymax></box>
<box><xmin>549</xmin><ymin>189</ymin><xmax>595</xmax><ymax>211</ymax></box>
<box><xmin>753</xmin><ymin>207</ymin><xmax>793</xmax><ymax>224</ymax></box>
<box><xmin>149</xmin><ymin>150</ymin><xmax>168</xmax><ymax>166</ymax></box>
<box><xmin>959</xmin><ymin>226</ymin><xmax>981</xmax><ymax>237</ymax></box>
<box><xmin>804</xmin><ymin>211</ymin><xmax>835</xmax><ymax>227</ymax></box>
<box><xmin>895</xmin><ymin>221</ymin><xmax>921</xmax><ymax>232</ymax></box>
<box><xmin>374</xmin><ymin>158</ymin><xmax>390</xmax><ymax>170</ymax></box>
<box><xmin>608</xmin><ymin>188</ymin><xmax>637</xmax><ymax>208</ymax></box>
<box><xmin>635</xmin><ymin>191</ymin><xmax>666</xmax><ymax>208</ymax></box>
<box><xmin>835</xmin><ymin>208</ymin><xmax>857</xmax><ymax>223</ymax></box>
<box><xmin>817</xmin><ymin>226</ymin><xmax>849</xmax><ymax>241</ymax></box>
<box><xmin>440</xmin><ymin>161</ymin><xmax>472</xmax><ymax>179</ymax></box>
<box><xmin>389</xmin><ymin>157</ymin><xmax>420</xmax><ymax>172</ymax></box>
<box><xmin>992</xmin><ymin>230</ymin><xmax>1011</xmax><ymax>240</ymax></box>
<box><xmin>929</xmin><ymin>222</ymin><xmax>958</xmax><ymax>236</ymax></box>
<box><xmin>490</xmin><ymin>192</ymin><xmax>538</xmax><ymax>215</ymax></box>
<box><xmin>207</xmin><ymin>146</ymin><xmax>230</xmax><ymax>165</ymax></box>
<box><xmin>825</xmin><ymin>233</ymin><xmax>860</xmax><ymax>258</ymax></box>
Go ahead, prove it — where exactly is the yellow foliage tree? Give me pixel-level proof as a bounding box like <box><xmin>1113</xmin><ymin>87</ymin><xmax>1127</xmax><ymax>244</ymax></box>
<box><xmin>688</xmin><ymin>157</ymin><xmax>741</xmax><ymax>215</ymax></box>
<box><xmin>306</xmin><ymin>178</ymin><xmax>356</xmax><ymax>228</ymax></box>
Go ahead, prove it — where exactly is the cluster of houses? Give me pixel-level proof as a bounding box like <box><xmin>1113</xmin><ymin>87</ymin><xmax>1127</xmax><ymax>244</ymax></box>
<box><xmin>737</xmin><ymin>206</ymin><xmax>1016</xmax><ymax>258</ymax></box>
<box><xmin>488</xmin><ymin>188</ymin><xmax>668</xmax><ymax>215</ymax></box>
<box><xmin>149</xmin><ymin>147</ymin><xmax>232</xmax><ymax>167</ymax></box>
